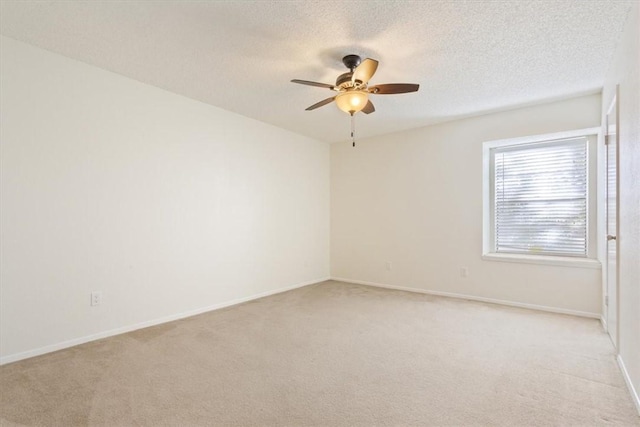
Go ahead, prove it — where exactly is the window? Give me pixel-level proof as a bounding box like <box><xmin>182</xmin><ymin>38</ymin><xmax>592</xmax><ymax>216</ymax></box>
<box><xmin>483</xmin><ymin>128</ymin><xmax>600</xmax><ymax>268</ymax></box>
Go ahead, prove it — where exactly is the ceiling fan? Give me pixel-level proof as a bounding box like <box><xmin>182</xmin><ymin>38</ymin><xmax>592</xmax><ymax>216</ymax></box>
<box><xmin>291</xmin><ymin>54</ymin><xmax>419</xmax><ymax>116</ymax></box>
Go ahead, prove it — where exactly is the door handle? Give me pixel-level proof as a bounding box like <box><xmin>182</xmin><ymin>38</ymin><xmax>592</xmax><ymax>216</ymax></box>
<box><xmin>607</xmin><ymin>235</ymin><xmax>617</xmax><ymax>241</ymax></box>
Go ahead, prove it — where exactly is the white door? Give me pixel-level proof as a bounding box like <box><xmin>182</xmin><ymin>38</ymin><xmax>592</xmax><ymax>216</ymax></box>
<box><xmin>605</xmin><ymin>92</ymin><xmax>618</xmax><ymax>349</ymax></box>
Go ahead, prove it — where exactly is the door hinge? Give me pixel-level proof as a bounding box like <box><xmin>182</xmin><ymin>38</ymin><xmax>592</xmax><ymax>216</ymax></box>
<box><xmin>605</xmin><ymin>135</ymin><xmax>609</xmax><ymax>145</ymax></box>
<box><xmin>605</xmin><ymin>296</ymin><xmax>609</xmax><ymax>306</ymax></box>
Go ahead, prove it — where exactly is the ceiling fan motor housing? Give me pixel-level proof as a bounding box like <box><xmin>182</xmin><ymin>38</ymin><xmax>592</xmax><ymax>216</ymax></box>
<box><xmin>336</xmin><ymin>72</ymin><xmax>357</xmax><ymax>89</ymax></box>
<box><xmin>337</xmin><ymin>54</ymin><xmax>365</xmax><ymax>89</ymax></box>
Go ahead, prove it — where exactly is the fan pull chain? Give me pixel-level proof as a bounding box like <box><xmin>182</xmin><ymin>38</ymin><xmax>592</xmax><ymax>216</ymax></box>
<box><xmin>350</xmin><ymin>112</ymin><xmax>356</xmax><ymax>147</ymax></box>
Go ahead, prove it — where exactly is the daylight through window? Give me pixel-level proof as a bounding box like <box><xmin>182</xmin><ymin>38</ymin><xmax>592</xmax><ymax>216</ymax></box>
<box><xmin>482</xmin><ymin>129</ymin><xmax>599</xmax><ymax>265</ymax></box>
<box><xmin>492</xmin><ymin>138</ymin><xmax>588</xmax><ymax>257</ymax></box>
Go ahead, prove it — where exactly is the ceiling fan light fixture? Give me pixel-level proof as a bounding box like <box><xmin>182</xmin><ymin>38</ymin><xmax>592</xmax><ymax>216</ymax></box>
<box><xmin>335</xmin><ymin>90</ymin><xmax>368</xmax><ymax>114</ymax></box>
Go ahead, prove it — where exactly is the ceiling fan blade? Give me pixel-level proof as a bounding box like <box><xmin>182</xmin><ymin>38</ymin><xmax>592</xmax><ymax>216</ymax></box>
<box><xmin>305</xmin><ymin>96</ymin><xmax>336</xmax><ymax>111</ymax></box>
<box><xmin>291</xmin><ymin>79</ymin><xmax>335</xmax><ymax>90</ymax></box>
<box><xmin>362</xmin><ymin>100</ymin><xmax>375</xmax><ymax>114</ymax></box>
<box><xmin>352</xmin><ymin>58</ymin><xmax>378</xmax><ymax>85</ymax></box>
<box><xmin>368</xmin><ymin>83</ymin><xmax>419</xmax><ymax>94</ymax></box>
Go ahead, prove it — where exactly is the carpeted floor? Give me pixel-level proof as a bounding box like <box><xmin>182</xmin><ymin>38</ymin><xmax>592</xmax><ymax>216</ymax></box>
<box><xmin>1</xmin><ymin>280</ymin><xmax>638</xmax><ymax>426</ymax></box>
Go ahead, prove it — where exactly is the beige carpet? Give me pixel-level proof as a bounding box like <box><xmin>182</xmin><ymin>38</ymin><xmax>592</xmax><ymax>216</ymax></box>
<box><xmin>1</xmin><ymin>280</ymin><xmax>638</xmax><ymax>426</ymax></box>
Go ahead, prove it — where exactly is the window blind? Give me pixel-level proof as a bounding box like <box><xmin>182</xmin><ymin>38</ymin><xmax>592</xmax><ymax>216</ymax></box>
<box><xmin>493</xmin><ymin>138</ymin><xmax>588</xmax><ymax>257</ymax></box>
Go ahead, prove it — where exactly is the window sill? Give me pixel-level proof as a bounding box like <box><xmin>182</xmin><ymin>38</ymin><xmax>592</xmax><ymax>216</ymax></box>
<box><xmin>482</xmin><ymin>253</ymin><xmax>601</xmax><ymax>269</ymax></box>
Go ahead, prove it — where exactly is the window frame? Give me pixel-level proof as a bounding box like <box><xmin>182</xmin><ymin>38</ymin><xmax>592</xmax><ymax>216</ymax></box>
<box><xmin>482</xmin><ymin>128</ymin><xmax>601</xmax><ymax>269</ymax></box>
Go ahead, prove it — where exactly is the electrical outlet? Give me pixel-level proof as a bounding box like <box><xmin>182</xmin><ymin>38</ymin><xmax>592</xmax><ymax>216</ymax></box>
<box><xmin>91</xmin><ymin>291</ymin><xmax>102</xmax><ymax>306</ymax></box>
<box><xmin>385</xmin><ymin>261</ymin><xmax>393</xmax><ymax>271</ymax></box>
<box><xmin>460</xmin><ymin>267</ymin><xmax>469</xmax><ymax>278</ymax></box>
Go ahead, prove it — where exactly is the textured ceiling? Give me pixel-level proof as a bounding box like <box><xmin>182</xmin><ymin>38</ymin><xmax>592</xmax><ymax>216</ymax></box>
<box><xmin>0</xmin><ymin>1</ymin><xmax>634</xmax><ymax>143</ymax></box>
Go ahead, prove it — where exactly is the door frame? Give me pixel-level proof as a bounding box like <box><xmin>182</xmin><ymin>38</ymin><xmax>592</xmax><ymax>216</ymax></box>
<box><xmin>603</xmin><ymin>86</ymin><xmax>620</xmax><ymax>349</ymax></box>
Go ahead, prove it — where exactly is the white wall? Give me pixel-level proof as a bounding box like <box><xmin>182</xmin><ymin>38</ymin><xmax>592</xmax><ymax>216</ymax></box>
<box><xmin>602</xmin><ymin>3</ymin><xmax>640</xmax><ymax>413</ymax></box>
<box><xmin>0</xmin><ymin>36</ymin><xmax>330</xmax><ymax>363</ymax></box>
<box><xmin>332</xmin><ymin>94</ymin><xmax>602</xmax><ymax>315</ymax></box>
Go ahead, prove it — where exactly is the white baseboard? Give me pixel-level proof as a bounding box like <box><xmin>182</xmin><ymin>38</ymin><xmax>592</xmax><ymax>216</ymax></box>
<box><xmin>331</xmin><ymin>277</ymin><xmax>600</xmax><ymax>319</ymax></box>
<box><xmin>617</xmin><ymin>354</ymin><xmax>640</xmax><ymax>416</ymax></box>
<box><xmin>0</xmin><ymin>276</ymin><xmax>330</xmax><ymax>366</ymax></box>
<box><xmin>600</xmin><ymin>315</ymin><xmax>608</xmax><ymax>331</ymax></box>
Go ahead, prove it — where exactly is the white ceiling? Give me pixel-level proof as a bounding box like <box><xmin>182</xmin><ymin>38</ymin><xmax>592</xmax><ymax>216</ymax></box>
<box><xmin>0</xmin><ymin>1</ymin><xmax>634</xmax><ymax>143</ymax></box>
